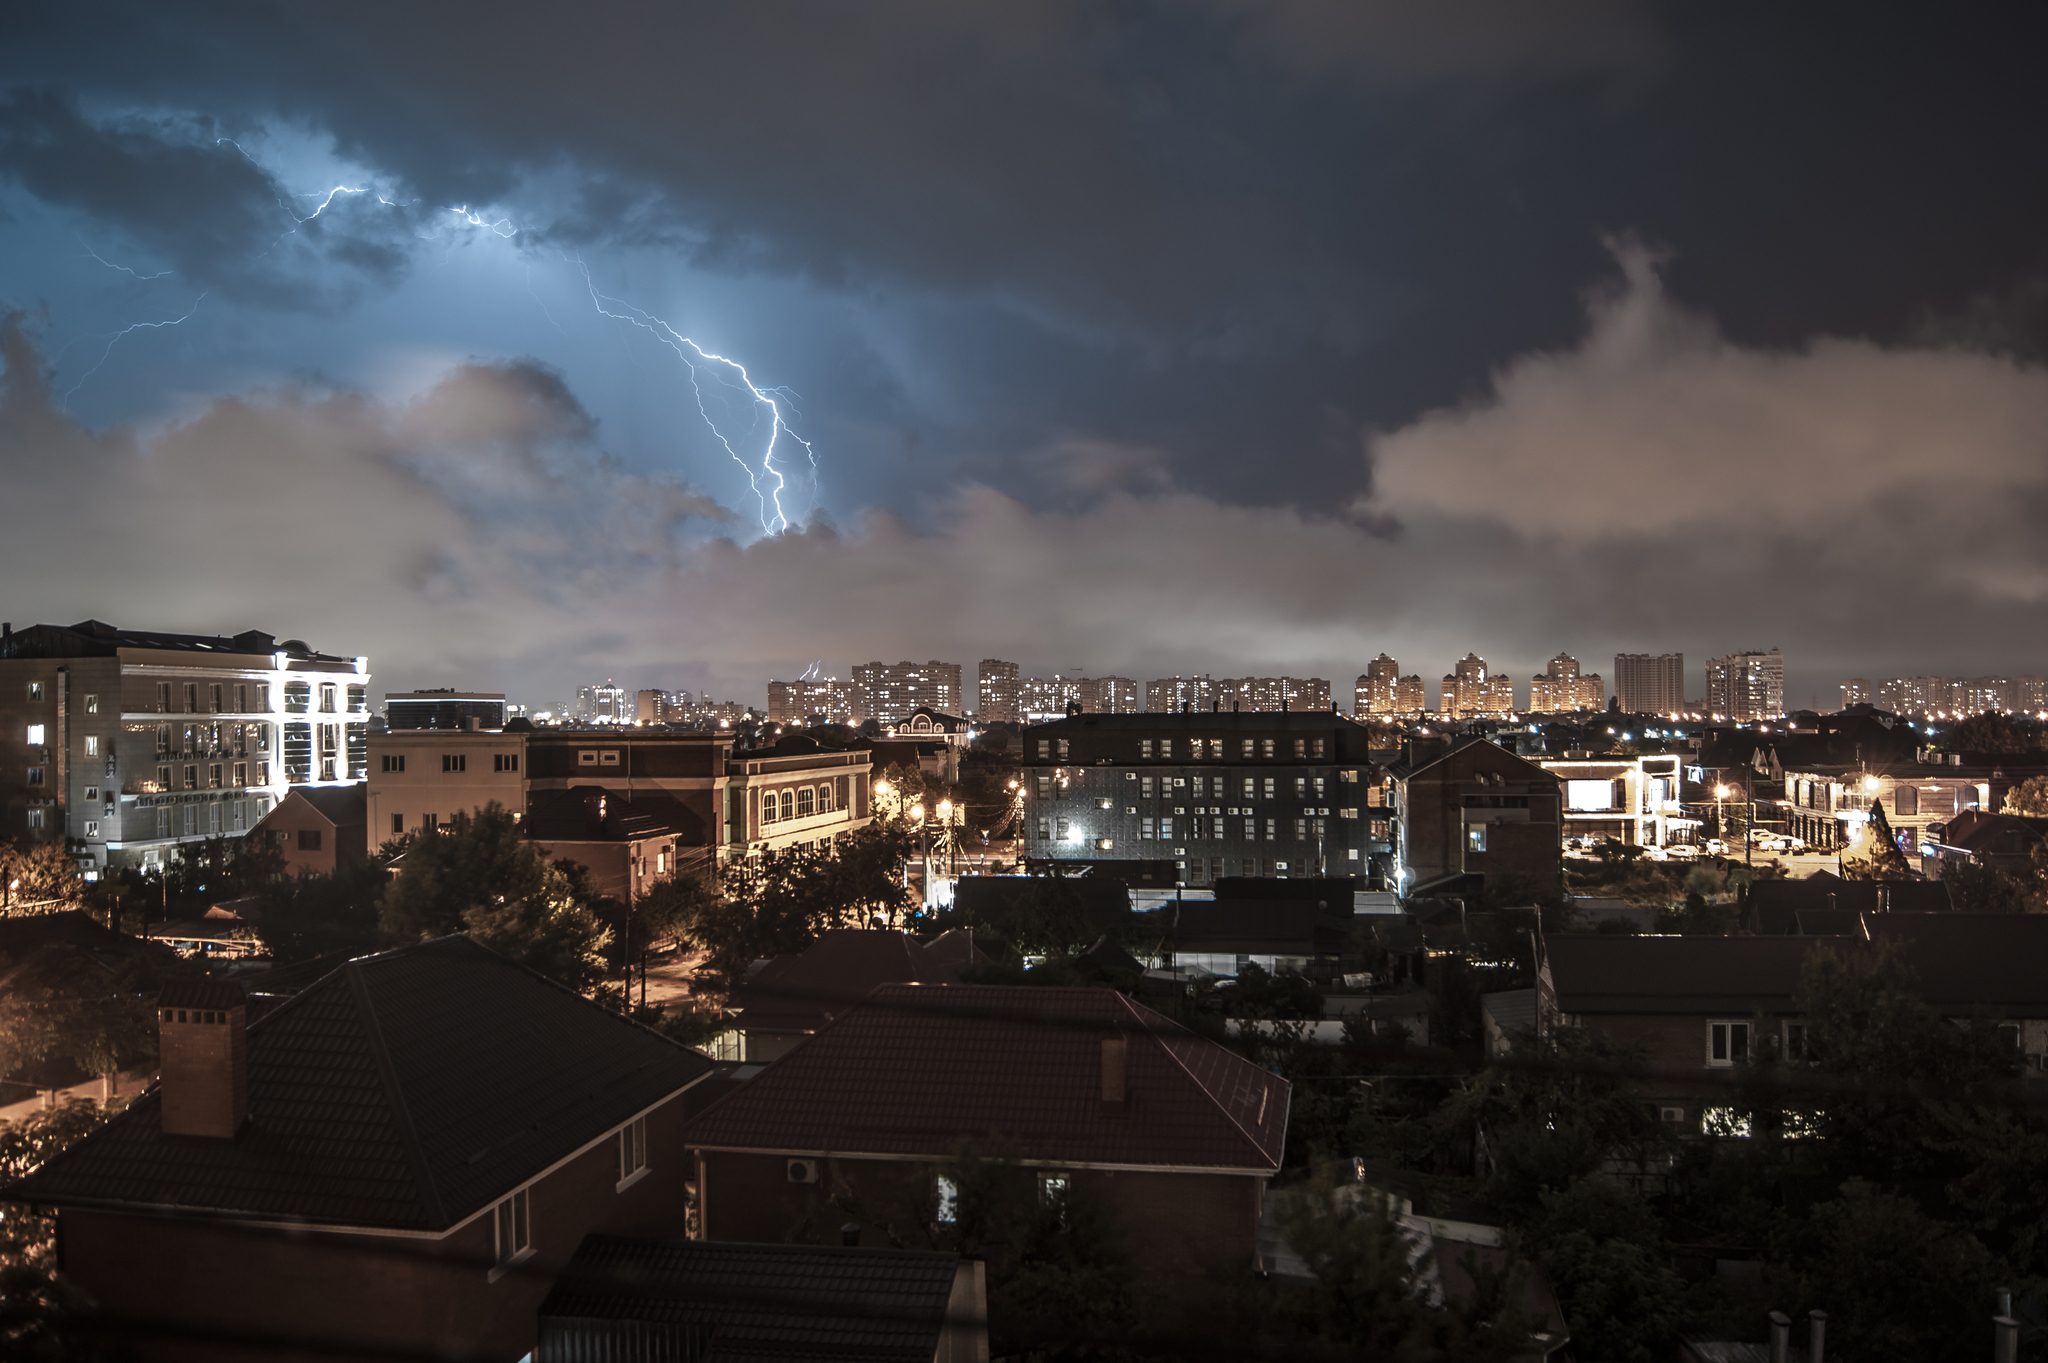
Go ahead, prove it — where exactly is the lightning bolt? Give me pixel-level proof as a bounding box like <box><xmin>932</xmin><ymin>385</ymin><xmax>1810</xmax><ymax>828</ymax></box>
<box><xmin>573</xmin><ymin>260</ymin><xmax>816</xmax><ymax>534</ymax></box>
<box><xmin>61</xmin><ymin>294</ymin><xmax>207</xmax><ymax>410</ymax></box>
<box><xmin>78</xmin><ymin>243</ymin><xmax>173</xmax><ymax>281</ymax></box>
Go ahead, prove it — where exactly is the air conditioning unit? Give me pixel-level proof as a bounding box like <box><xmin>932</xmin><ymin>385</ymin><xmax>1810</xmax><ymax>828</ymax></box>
<box><xmin>787</xmin><ymin>1158</ymin><xmax>820</xmax><ymax>1184</ymax></box>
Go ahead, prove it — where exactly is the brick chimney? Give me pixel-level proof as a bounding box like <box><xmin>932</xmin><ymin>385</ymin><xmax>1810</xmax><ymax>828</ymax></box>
<box><xmin>157</xmin><ymin>979</ymin><xmax>249</xmax><ymax>1139</ymax></box>
<box><xmin>1100</xmin><ymin>1037</ymin><xmax>1127</xmax><ymax>1105</ymax></box>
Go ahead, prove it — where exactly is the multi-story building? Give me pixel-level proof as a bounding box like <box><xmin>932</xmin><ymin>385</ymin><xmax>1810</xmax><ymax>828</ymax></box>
<box><xmin>1080</xmin><ymin>676</ymin><xmax>1141</xmax><ymax>714</ymax></box>
<box><xmin>1388</xmin><ymin>737</ymin><xmax>1563</xmax><ymax>896</ymax></box>
<box><xmin>765</xmin><ymin>677</ymin><xmax>859</xmax><ymax>727</ymax></box>
<box><xmin>1705</xmin><ymin>650</ymin><xmax>1785</xmax><ymax>722</ymax></box>
<box><xmin>366</xmin><ymin>728</ymin><xmax>529</xmax><ymax>845</ymax></box>
<box><xmin>636</xmin><ymin>689</ymin><xmax>670</xmax><ymax>725</ymax></box>
<box><xmin>1146</xmin><ymin>675</ymin><xmax>1215</xmax><ymax>714</ymax></box>
<box><xmin>1356</xmin><ymin>655</ymin><xmax>1400</xmax><ymax>717</ymax></box>
<box><xmin>1839</xmin><ymin>679</ymin><xmax>1872</xmax><ymax>709</ymax></box>
<box><xmin>0</xmin><ymin>619</ymin><xmax>367</xmax><ymax>871</ymax></box>
<box><xmin>1613</xmin><ymin>653</ymin><xmax>1685</xmax><ymax>716</ymax></box>
<box><xmin>1541</xmin><ymin>754</ymin><xmax>1692</xmax><ymax>848</ymax></box>
<box><xmin>1441</xmin><ymin>655</ymin><xmax>1512</xmax><ymax>719</ymax></box>
<box><xmin>1528</xmin><ymin>654</ymin><xmax>1605</xmax><ymax>714</ymax></box>
<box><xmin>1018</xmin><ymin>712</ymin><xmax>1388</xmax><ymax>885</ymax></box>
<box><xmin>1871</xmin><ymin>675</ymin><xmax>2048</xmax><ymax>718</ymax></box>
<box><xmin>384</xmin><ymin>689</ymin><xmax>506</xmax><ymax>732</ymax></box>
<box><xmin>1393</xmin><ymin>674</ymin><xmax>1427</xmax><ymax>718</ymax></box>
<box><xmin>576</xmin><ymin>680</ymin><xmax>630</xmax><ymax>724</ymax></box>
<box><xmin>1215</xmin><ymin>676</ymin><xmax>1333</xmax><ymax>714</ymax></box>
<box><xmin>852</xmin><ymin>661</ymin><xmax>962</xmax><ymax>727</ymax></box>
<box><xmin>1019</xmin><ymin>674</ymin><xmax>1085</xmax><ymax>722</ymax></box>
<box><xmin>976</xmin><ymin>659</ymin><xmax>1021</xmax><ymax>724</ymax></box>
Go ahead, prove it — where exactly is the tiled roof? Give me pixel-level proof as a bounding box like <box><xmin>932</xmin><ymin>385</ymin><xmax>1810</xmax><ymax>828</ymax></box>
<box><xmin>539</xmin><ymin>1234</ymin><xmax>962</xmax><ymax>1363</ymax></box>
<box><xmin>1863</xmin><ymin>913</ymin><xmax>2048</xmax><ymax>1014</ymax></box>
<box><xmin>1547</xmin><ymin>936</ymin><xmax>1813</xmax><ymax>1016</ymax></box>
<box><xmin>284</xmin><ymin>784</ymin><xmax>367</xmax><ymax>829</ymax></box>
<box><xmin>159</xmin><ymin>977</ymin><xmax>250</xmax><ymax>1010</ymax></box>
<box><xmin>0</xmin><ymin>620</ymin><xmax>349</xmax><ymax>662</ymax></box>
<box><xmin>729</xmin><ymin>931</ymin><xmax>956</xmax><ymax>1033</ymax></box>
<box><xmin>7</xmin><ymin>936</ymin><xmax>711</xmax><ymax>1229</ymax></box>
<box><xmin>689</xmin><ymin>985</ymin><xmax>1288</xmax><ymax>1172</ymax></box>
<box><xmin>1749</xmin><ymin>875</ymin><xmax>1950</xmax><ymax>931</ymax></box>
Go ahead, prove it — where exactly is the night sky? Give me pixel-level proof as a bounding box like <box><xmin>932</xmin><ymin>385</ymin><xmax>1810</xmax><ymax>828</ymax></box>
<box><xmin>3</xmin><ymin>3</ymin><xmax>2046</xmax><ymax>711</ymax></box>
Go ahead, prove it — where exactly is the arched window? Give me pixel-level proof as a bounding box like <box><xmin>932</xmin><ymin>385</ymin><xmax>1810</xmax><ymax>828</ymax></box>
<box><xmin>819</xmin><ymin>784</ymin><xmax>835</xmax><ymax>813</ymax></box>
<box><xmin>797</xmin><ymin>787</ymin><xmax>815</xmax><ymax>818</ymax></box>
<box><xmin>780</xmin><ymin>790</ymin><xmax>796</xmax><ymax>820</ymax></box>
<box><xmin>762</xmin><ymin>792</ymin><xmax>778</xmax><ymax>824</ymax></box>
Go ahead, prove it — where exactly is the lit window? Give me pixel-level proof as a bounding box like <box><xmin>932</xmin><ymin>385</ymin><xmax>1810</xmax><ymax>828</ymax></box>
<box><xmin>84</xmin><ymin>819</ymin><xmax>100</xmax><ymax>838</ymax></box>
<box><xmin>27</xmin><ymin>682</ymin><xmax>44</xmax><ymax>702</ymax></box>
<box><xmin>935</xmin><ymin>1175</ymin><xmax>959</xmax><ymax>1224</ymax></box>
<box><xmin>1265</xmin><ymin>818</ymin><xmax>1277</xmax><ymax>841</ymax></box>
<box><xmin>762</xmin><ymin>793</ymin><xmax>779</xmax><ymax>824</ymax></box>
<box><xmin>493</xmin><ymin>1187</ymin><xmax>532</xmax><ymax>1269</ymax></box>
<box><xmin>1140</xmin><ymin>740</ymin><xmax>1153</xmax><ymax>759</ymax></box>
<box><xmin>1263</xmin><ymin>777</ymin><xmax>1276</xmax><ymax>799</ymax></box>
<box><xmin>1262</xmin><ymin>739</ymin><xmax>1275</xmax><ymax>758</ymax></box>
<box><xmin>26</xmin><ymin>809</ymin><xmax>44</xmax><ymax>830</ymax></box>
<box><xmin>798</xmin><ymin>788</ymin><xmax>815</xmax><ymax>817</ymax></box>
<box><xmin>780</xmin><ymin>791</ymin><xmax>795</xmax><ymax>820</ymax></box>
<box><xmin>26</xmin><ymin>766</ymin><xmax>45</xmax><ymax>787</ymax></box>
<box><xmin>1038</xmin><ymin>1172</ymin><xmax>1070</xmax><ymax>1224</ymax></box>
<box><xmin>1056</xmin><ymin>818</ymin><xmax>1070</xmax><ymax>840</ymax></box>
<box><xmin>1208</xmin><ymin>740</ymin><xmax>1223</xmax><ymax>758</ymax></box>
<box><xmin>1467</xmin><ymin>824</ymin><xmax>1487</xmax><ymax>853</ymax></box>
<box><xmin>616</xmin><ymin>1116</ymin><xmax>648</xmax><ymax>1187</ymax></box>
<box><xmin>24</xmin><ymin>725</ymin><xmax>44</xmax><ymax>746</ymax></box>
<box><xmin>1140</xmin><ymin>818</ymin><xmax>1154</xmax><ymax>840</ymax></box>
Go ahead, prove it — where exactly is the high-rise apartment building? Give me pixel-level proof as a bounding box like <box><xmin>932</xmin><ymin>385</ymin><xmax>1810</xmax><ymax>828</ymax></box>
<box><xmin>1871</xmin><ymin>675</ymin><xmax>2048</xmax><ymax>718</ymax></box>
<box><xmin>576</xmin><ymin>680</ymin><xmax>629</xmax><ymax>724</ymax></box>
<box><xmin>1393</xmin><ymin>674</ymin><xmax>1427</xmax><ymax>718</ymax></box>
<box><xmin>1614</xmin><ymin>653</ymin><xmax>1686</xmax><ymax>716</ymax></box>
<box><xmin>1356</xmin><ymin>655</ymin><xmax>1400</xmax><ymax>717</ymax></box>
<box><xmin>1839</xmin><ymin>679</ymin><xmax>1872</xmax><ymax>709</ymax></box>
<box><xmin>852</xmin><ymin>660</ymin><xmax>963</xmax><ymax>726</ymax></box>
<box><xmin>1441</xmin><ymin>655</ymin><xmax>1512</xmax><ymax>719</ymax></box>
<box><xmin>1705</xmin><ymin>650</ymin><xmax>1785</xmax><ymax>722</ymax></box>
<box><xmin>1145</xmin><ymin>675</ymin><xmax>1214</xmax><ymax>714</ymax></box>
<box><xmin>977</xmin><ymin>659</ymin><xmax>1020</xmax><ymax>724</ymax></box>
<box><xmin>0</xmin><ymin>619</ymin><xmax>367</xmax><ymax>870</ymax></box>
<box><xmin>1528</xmin><ymin>654</ymin><xmax>1604</xmax><ymax>713</ymax></box>
<box><xmin>766</xmin><ymin>677</ymin><xmax>859</xmax><ymax>726</ymax></box>
<box><xmin>1080</xmin><ymin>676</ymin><xmax>1142</xmax><ymax>714</ymax></box>
<box><xmin>1216</xmin><ymin>677</ymin><xmax>1332</xmax><ymax>713</ymax></box>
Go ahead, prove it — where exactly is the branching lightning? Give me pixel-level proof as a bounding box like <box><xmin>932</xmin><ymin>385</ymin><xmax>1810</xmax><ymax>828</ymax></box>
<box><xmin>573</xmin><ymin>260</ymin><xmax>816</xmax><ymax>534</ymax></box>
<box><xmin>61</xmin><ymin>294</ymin><xmax>207</xmax><ymax>411</ymax></box>
<box><xmin>78</xmin><ymin>243</ymin><xmax>173</xmax><ymax>280</ymax></box>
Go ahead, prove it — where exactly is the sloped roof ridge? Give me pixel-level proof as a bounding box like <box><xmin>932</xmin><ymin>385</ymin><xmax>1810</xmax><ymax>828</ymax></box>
<box><xmin>1126</xmin><ymin>994</ymin><xmax>1283</xmax><ymax>1167</ymax></box>
<box><xmin>345</xmin><ymin>960</ymin><xmax>447</xmax><ymax>1226</ymax></box>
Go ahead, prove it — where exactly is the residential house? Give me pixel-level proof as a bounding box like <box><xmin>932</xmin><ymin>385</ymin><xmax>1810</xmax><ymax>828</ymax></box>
<box><xmin>1169</xmin><ymin>899</ymin><xmax>1360</xmax><ymax>979</ymax></box>
<box><xmin>719</xmin><ymin>929</ymin><xmax>959</xmax><ymax>1063</ymax></box>
<box><xmin>1389</xmin><ymin>738</ymin><xmax>1563</xmax><ymax>898</ymax></box>
<box><xmin>1745</xmin><ymin>872</ymin><xmax>1951</xmax><ymax>934</ymax></box>
<box><xmin>686</xmin><ymin>984</ymin><xmax>1289</xmax><ymax>1301</ymax></box>
<box><xmin>1923</xmin><ymin>810</ymin><xmax>2048</xmax><ymax>878</ymax></box>
<box><xmin>1540</xmin><ymin>754</ymin><xmax>1694</xmax><ymax>849</ymax></box>
<box><xmin>366</xmin><ymin>726</ymin><xmax>528</xmax><ymax>845</ymax></box>
<box><xmin>250</xmin><ymin>784</ymin><xmax>368</xmax><ymax>876</ymax></box>
<box><xmin>5</xmin><ymin>937</ymin><xmax>714</xmax><ymax>1363</ymax></box>
<box><xmin>537</xmin><ymin>1234</ymin><xmax>988</xmax><ymax>1363</ymax></box>
<box><xmin>524</xmin><ymin>787</ymin><xmax>693</xmax><ymax>902</ymax></box>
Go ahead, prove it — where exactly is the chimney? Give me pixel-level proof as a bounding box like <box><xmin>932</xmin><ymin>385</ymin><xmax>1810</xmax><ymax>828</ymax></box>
<box><xmin>840</xmin><ymin>1222</ymin><xmax>861</xmax><ymax>1247</ymax></box>
<box><xmin>1768</xmin><ymin>1310</ymin><xmax>1790</xmax><ymax>1363</ymax></box>
<box><xmin>1807</xmin><ymin>1309</ymin><xmax>1827</xmax><ymax>1363</ymax></box>
<box><xmin>1995</xmin><ymin>1314</ymin><xmax>2019</xmax><ymax>1363</ymax></box>
<box><xmin>157</xmin><ymin>979</ymin><xmax>249</xmax><ymax>1139</ymax></box>
<box><xmin>1100</xmin><ymin>1036</ymin><xmax>1128</xmax><ymax>1104</ymax></box>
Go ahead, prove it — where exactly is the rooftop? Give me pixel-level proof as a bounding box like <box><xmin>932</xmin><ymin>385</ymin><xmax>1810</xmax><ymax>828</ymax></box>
<box><xmin>7</xmin><ymin>936</ymin><xmax>712</xmax><ymax>1230</ymax></box>
<box><xmin>688</xmin><ymin>984</ymin><xmax>1289</xmax><ymax>1172</ymax></box>
<box><xmin>0</xmin><ymin>619</ymin><xmax>353</xmax><ymax>663</ymax></box>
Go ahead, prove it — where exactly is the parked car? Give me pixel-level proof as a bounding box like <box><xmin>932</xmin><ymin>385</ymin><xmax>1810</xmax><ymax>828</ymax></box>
<box><xmin>1664</xmin><ymin>843</ymin><xmax>1702</xmax><ymax>860</ymax></box>
<box><xmin>1754</xmin><ymin>834</ymin><xmax>1792</xmax><ymax>853</ymax></box>
<box><xmin>1639</xmin><ymin>845</ymin><xmax>1670</xmax><ymax>861</ymax></box>
<box><xmin>1705</xmin><ymin>838</ymin><xmax>1731</xmax><ymax>856</ymax></box>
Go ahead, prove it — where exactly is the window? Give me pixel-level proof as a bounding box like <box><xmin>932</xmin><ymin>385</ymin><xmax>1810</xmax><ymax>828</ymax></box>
<box><xmin>780</xmin><ymin>791</ymin><xmax>795</xmax><ymax>820</ymax></box>
<box><xmin>579</xmin><ymin>750</ymin><xmax>599</xmax><ymax>766</ymax></box>
<box><xmin>1140</xmin><ymin>817</ymin><xmax>1154</xmax><ymax>840</ymax></box>
<box><xmin>798</xmin><ymin>788</ymin><xmax>815</xmax><ymax>818</ymax></box>
<box><xmin>184</xmin><ymin>683</ymin><xmax>199</xmax><ymax>713</ymax></box>
<box><xmin>492</xmin><ymin>1187</ymin><xmax>532</xmax><ymax>1270</ymax></box>
<box><xmin>297</xmin><ymin>828</ymin><xmax>323</xmax><ymax>851</ymax></box>
<box><xmin>1894</xmin><ymin>787</ymin><xmax>1918</xmax><ymax>817</ymax></box>
<box><xmin>24</xmin><ymin>724</ymin><xmax>44</xmax><ymax>746</ymax></box>
<box><xmin>424</xmin><ymin>814</ymin><xmax>440</xmax><ymax>833</ymax></box>
<box><xmin>1038</xmin><ymin>1173</ymin><xmax>1070</xmax><ymax>1224</ymax></box>
<box><xmin>1708</xmin><ymin>1021</ymin><xmax>1750</xmax><ymax>1067</ymax></box>
<box><xmin>819</xmin><ymin>785</ymin><xmax>835</xmax><ymax>813</ymax></box>
<box><xmin>27</xmin><ymin>681</ymin><xmax>44</xmax><ymax>702</ymax></box>
<box><xmin>319</xmin><ymin>683</ymin><xmax>337</xmax><ymax>714</ymax></box>
<box><xmin>442</xmin><ymin>753</ymin><xmax>467</xmax><ymax>773</ymax></box>
<box><xmin>1055</xmin><ymin>818</ymin><xmax>1070</xmax><ymax>840</ymax></box>
<box><xmin>85</xmin><ymin>820</ymin><xmax>100</xmax><ymax>838</ymax></box>
<box><xmin>616</xmin><ymin>1116</ymin><xmax>648</xmax><ymax>1188</ymax></box>
<box><xmin>382</xmin><ymin>754</ymin><xmax>406</xmax><ymax>773</ymax></box>
<box><xmin>1294</xmin><ymin>819</ymin><xmax>1308</xmax><ymax>840</ymax></box>
<box><xmin>209</xmin><ymin>763</ymin><xmax>222</xmax><ymax>789</ymax></box>
<box><xmin>1140</xmin><ymin>776</ymin><xmax>1154</xmax><ymax>799</ymax></box>
<box><xmin>493</xmin><ymin>753</ymin><xmax>518</xmax><ymax>772</ymax></box>
<box><xmin>25</xmin><ymin>808</ymin><xmax>44</xmax><ymax>830</ymax></box>
<box><xmin>255</xmin><ymin>725</ymin><xmax>269</xmax><ymax>752</ymax></box>
<box><xmin>1262</xmin><ymin>739</ymin><xmax>1276</xmax><ymax>759</ymax></box>
<box><xmin>1055</xmin><ymin>739</ymin><xmax>1069</xmax><ymax>760</ymax></box>
<box><xmin>155</xmin><ymin>808</ymin><xmax>169</xmax><ymax>837</ymax></box>
<box><xmin>762</xmin><ymin>793</ymin><xmax>779</xmax><ymax>824</ymax></box>
<box><xmin>392</xmin><ymin>813</ymin><xmax>404</xmax><ymax>835</ymax></box>
<box><xmin>600</xmin><ymin>751</ymin><xmax>620</xmax><ymax>766</ymax></box>
<box><xmin>346</xmin><ymin>686</ymin><xmax>366</xmax><ymax>714</ymax></box>
<box><xmin>1242</xmin><ymin>777</ymin><xmax>1255</xmax><ymax>800</ymax></box>
<box><xmin>1783</xmin><ymin>1022</ymin><xmax>1807</xmax><ymax>1061</ymax></box>
<box><xmin>1293</xmin><ymin>738</ymin><xmax>1306</xmax><ymax>758</ymax></box>
<box><xmin>1037</xmin><ymin>817</ymin><xmax>1051</xmax><ymax>841</ymax></box>
<box><xmin>25</xmin><ymin>766</ymin><xmax>44</xmax><ymax>787</ymax></box>
<box><xmin>1037</xmin><ymin>739</ymin><xmax>1051</xmax><ymax>759</ymax></box>
<box><xmin>1140</xmin><ymin>740</ymin><xmax>1153</xmax><ymax>759</ymax></box>
<box><xmin>184</xmin><ymin>765</ymin><xmax>198</xmax><ymax>790</ymax></box>
<box><xmin>1208</xmin><ymin>739</ymin><xmax>1223</xmax><ymax>758</ymax></box>
<box><xmin>1212</xmin><ymin>817</ymin><xmax>1225</xmax><ymax>840</ymax></box>
<box><xmin>84</xmin><ymin>694</ymin><xmax>98</xmax><ymax>715</ymax></box>
<box><xmin>283</xmin><ymin>682</ymin><xmax>310</xmax><ymax>714</ymax></box>
<box><xmin>1466</xmin><ymin>824</ymin><xmax>1487</xmax><ymax>853</ymax></box>
<box><xmin>81</xmin><ymin>734</ymin><xmax>98</xmax><ymax>758</ymax></box>
<box><xmin>234</xmin><ymin>684</ymin><xmax>247</xmax><ymax>713</ymax></box>
<box><xmin>935</xmin><ymin>1175</ymin><xmax>959</xmax><ymax>1224</ymax></box>
<box><xmin>1265</xmin><ymin>818</ymin><xmax>1277</xmax><ymax>841</ymax></box>
<box><xmin>1243</xmin><ymin>817</ymin><xmax>1256</xmax><ymax>839</ymax></box>
<box><xmin>255</xmin><ymin>761</ymin><xmax>270</xmax><ymax>785</ymax></box>
<box><xmin>1241</xmin><ymin>739</ymin><xmax>1255</xmax><ymax>758</ymax></box>
<box><xmin>155</xmin><ymin>764</ymin><xmax>171</xmax><ymax>791</ymax></box>
<box><xmin>233</xmin><ymin>762</ymin><xmax>247</xmax><ymax>786</ymax></box>
<box><xmin>255</xmin><ymin>683</ymin><xmax>270</xmax><ymax>712</ymax></box>
<box><xmin>210</xmin><ymin>683</ymin><xmax>223</xmax><ymax>713</ymax></box>
<box><xmin>1263</xmin><ymin>777</ymin><xmax>1276</xmax><ymax>799</ymax></box>
<box><xmin>84</xmin><ymin>785</ymin><xmax>98</xmax><ymax>802</ymax></box>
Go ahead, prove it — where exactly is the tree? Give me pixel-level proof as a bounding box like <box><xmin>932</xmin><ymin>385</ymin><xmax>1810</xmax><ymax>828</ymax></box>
<box><xmin>1935</xmin><ymin>858</ymin><xmax>2036</xmax><ymax>915</ymax></box>
<box><xmin>0</xmin><ymin>1099</ymin><xmax>122</xmax><ymax>1359</ymax></box>
<box><xmin>378</xmin><ymin>806</ymin><xmax>612</xmax><ymax>993</ymax></box>
<box><xmin>1839</xmin><ymin>798</ymin><xmax>1912</xmax><ymax>879</ymax></box>
<box><xmin>2004</xmin><ymin>774</ymin><xmax>2048</xmax><ymax>817</ymax></box>
<box><xmin>255</xmin><ymin>861</ymin><xmax>391</xmax><ymax>963</ymax></box>
<box><xmin>674</xmin><ymin>835</ymin><xmax>913</xmax><ymax>992</ymax></box>
<box><xmin>1522</xmin><ymin>1179</ymin><xmax>1685</xmax><ymax>1363</ymax></box>
<box><xmin>1938</xmin><ymin>711</ymin><xmax>2033</xmax><ymax>755</ymax></box>
<box><xmin>0</xmin><ymin>843</ymin><xmax>82</xmax><ymax>911</ymax></box>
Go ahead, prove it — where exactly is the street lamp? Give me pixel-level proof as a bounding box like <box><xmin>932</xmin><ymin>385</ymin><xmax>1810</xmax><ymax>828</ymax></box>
<box><xmin>1715</xmin><ymin>784</ymin><xmax>1731</xmax><ymax>857</ymax></box>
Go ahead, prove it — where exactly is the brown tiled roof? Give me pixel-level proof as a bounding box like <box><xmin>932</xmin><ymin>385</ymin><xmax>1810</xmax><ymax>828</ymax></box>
<box><xmin>1547</xmin><ymin>936</ymin><xmax>1813</xmax><ymax>1015</ymax></box>
<box><xmin>689</xmin><ymin>984</ymin><xmax>1288</xmax><ymax>1172</ymax></box>
<box><xmin>539</xmin><ymin>1234</ymin><xmax>962</xmax><ymax>1363</ymax></box>
<box><xmin>729</xmin><ymin>930</ymin><xmax>956</xmax><ymax>1033</ymax></box>
<box><xmin>6</xmin><ymin>936</ymin><xmax>712</xmax><ymax>1230</ymax></box>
